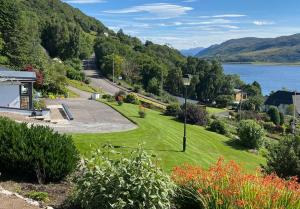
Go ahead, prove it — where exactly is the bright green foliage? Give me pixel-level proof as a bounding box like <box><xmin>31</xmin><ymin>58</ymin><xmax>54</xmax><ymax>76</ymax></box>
<box><xmin>209</xmin><ymin>120</ymin><xmax>228</xmax><ymax>135</ymax></box>
<box><xmin>26</xmin><ymin>191</ymin><xmax>49</xmax><ymax>202</ymax></box>
<box><xmin>73</xmin><ymin>102</ymin><xmax>264</xmax><ymax>172</ymax></box>
<box><xmin>237</xmin><ymin>120</ymin><xmax>265</xmax><ymax>149</ymax></box>
<box><xmin>165</xmin><ymin>103</ymin><xmax>181</xmax><ymax>117</ymax></box>
<box><xmin>0</xmin><ymin>117</ymin><xmax>79</xmax><ymax>183</ymax></box>
<box><xmin>72</xmin><ymin>148</ymin><xmax>175</xmax><ymax>209</ymax></box>
<box><xmin>264</xmin><ymin>136</ymin><xmax>300</xmax><ymax>179</ymax></box>
<box><xmin>268</xmin><ymin>106</ymin><xmax>281</xmax><ymax>125</ymax></box>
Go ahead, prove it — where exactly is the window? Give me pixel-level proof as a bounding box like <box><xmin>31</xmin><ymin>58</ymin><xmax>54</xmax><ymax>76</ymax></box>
<box><xmin>21</xmin><ymin>84</ymin><xmax>29</xmax><ymax>95</ymax></box>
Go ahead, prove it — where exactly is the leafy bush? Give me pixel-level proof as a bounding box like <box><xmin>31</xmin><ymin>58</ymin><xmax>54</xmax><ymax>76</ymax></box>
<box><xmin>0</xmin><ymin>117</ymin><xmax>79</xmax><ymax>183</ymax></box>
<box><xmin>237</xmin><ymin>120</ymin><xmax>264</xmax><ymax>149</ymax></box>
<box><xmin>165</xmin><ymin>103</ymin><xmax>180</xmax><ymax>117</ymax></box>
<box><xmin>267</xmin><ymin>106</ymin><xmax>280</xmax><ymax>125</ymax></box>
<box><xmin>209</xmin><ymin>120</ymin><xmax>227</xmax><ymax>135</ymax></box>
<box><xmin>115</xmin><ymin>90</ymin><xmax>126</xmax><ymax>101</ymax></box>
<box><xmin>72</xmin><ymin>148</ymin><xmax>175</xmax><ymax>209</ymax></box>
<box><xmin>33</xmin><ymin>99</ymin><xmax>47</xmax><ymax>110</ymax></box>
<box><xmin>215</xmin><ymin>95</ymin><xmax>233</xmax><ymax>108</ymax></box>
<box><xmin>124</xmin><ymin>93</ymin><xmax>140</xmax><ymax>104</ymax></box>
<box><xmin>178</xmin><ymin>103</ymin><xmax>209</xmax><ymax>126</ymax></box>
<box><xmin>172</xmin><ymin>158</ymin><xmax>300</xmax><ymax>209</ymax></box>
<box><xmin>26</xmin><ymin>191</ymin><xmax>49</xmax><ymax>202</ymax></box>
<box><xmin>102</xmin><ymin>94</ymin><xmax>114</xmax><ymax>102</ymax></box>
<box><xmin>279</xmin><ymin>112</ymin><xmax>285</xmax><ymax>125</ymax></box>
<box><xmin>262</xmin><ymin>121</ymin><xmax>276</xmax><ymax>133</ymax></box>
<box><xmin>264</xmin><ymin>135</ymin><xmax>300</xmax><ymax>179</ymax></box>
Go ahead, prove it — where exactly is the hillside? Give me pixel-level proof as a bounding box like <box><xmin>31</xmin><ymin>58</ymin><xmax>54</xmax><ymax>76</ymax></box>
<box><xmin>180</xmin><ymin>47</ymin><xmax>205</xmax><ymax>57</ymax></box>
<box><xmin>196</xmin><ymin>34</ymin><xmax>300</xmax><ymax>63</ymax></box>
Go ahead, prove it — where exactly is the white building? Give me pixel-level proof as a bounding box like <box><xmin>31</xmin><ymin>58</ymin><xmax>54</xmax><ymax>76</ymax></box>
<box><xmin>0</xmin><ymin>67</ymin><xmax>36</xmax><ymax>110</ymax></box>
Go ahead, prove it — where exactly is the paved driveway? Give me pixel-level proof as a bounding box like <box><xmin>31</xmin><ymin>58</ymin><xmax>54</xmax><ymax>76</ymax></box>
<box><xmin>45</xmin><ymin>87</ymin><xmax>136</xmax><ymax>134</ymax></box>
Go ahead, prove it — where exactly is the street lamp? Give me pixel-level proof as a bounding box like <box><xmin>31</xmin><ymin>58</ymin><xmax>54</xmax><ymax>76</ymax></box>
<box><xmin>182</xmin><ymin>74</ymin><xmax>192</xmax><ymax>152</ymax></box>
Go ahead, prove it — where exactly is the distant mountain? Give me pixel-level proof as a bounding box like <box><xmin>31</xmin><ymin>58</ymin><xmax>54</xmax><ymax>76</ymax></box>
<box><xmin>180</xmin><ymin>47</ymin><xmax>205</xmax><ymax>57</ymax></box>
<box><xmin>196</xmin><ymin>34</ymin><xmax>300</xmax><ymax>63</ymax></box>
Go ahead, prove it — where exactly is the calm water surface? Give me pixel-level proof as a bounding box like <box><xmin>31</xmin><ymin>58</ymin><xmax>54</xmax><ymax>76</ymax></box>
<box><xmin>223</xmin><ymin>64</ymin><xmax>300</xmax><ymax>95</ymax></box>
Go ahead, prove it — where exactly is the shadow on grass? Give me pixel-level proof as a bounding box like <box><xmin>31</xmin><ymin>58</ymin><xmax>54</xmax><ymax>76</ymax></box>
<box><xmin>224</xmin><ymin>138</ymin><xmax>248</xmax><ymax>151</ymax></box>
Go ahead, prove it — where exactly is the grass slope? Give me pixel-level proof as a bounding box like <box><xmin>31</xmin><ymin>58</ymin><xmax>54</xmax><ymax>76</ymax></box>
<box><xmin>73</xmin><ymin>102</ymin><xmax>264</xmax><ymax>172</ymax></box>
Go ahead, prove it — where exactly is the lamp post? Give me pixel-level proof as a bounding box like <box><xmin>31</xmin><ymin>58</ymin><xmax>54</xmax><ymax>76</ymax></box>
<box><xmin>182</xmin><ymin>74</ymin><xmax>192</xmax><ymax>152</ymax></box>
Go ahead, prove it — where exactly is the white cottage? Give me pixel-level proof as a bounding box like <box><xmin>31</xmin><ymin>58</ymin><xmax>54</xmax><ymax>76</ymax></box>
<box><xmin>0</xmin><ymin>67</ymin><xmax>36</xmax><ymax>110</ymax></box>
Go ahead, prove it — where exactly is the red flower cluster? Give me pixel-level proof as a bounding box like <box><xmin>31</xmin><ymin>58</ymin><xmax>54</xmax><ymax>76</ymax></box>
<box><xmin>172</xmin><ymin>158</ymin><xmax>300</xmax><ymax>209</ymax></box>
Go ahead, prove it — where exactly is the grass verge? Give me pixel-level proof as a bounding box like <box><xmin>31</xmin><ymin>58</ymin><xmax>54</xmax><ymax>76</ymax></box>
<box><xmin>73</xmin><ymin>102</ymin><xmax>265</xmax><ymax>172</ymax></box>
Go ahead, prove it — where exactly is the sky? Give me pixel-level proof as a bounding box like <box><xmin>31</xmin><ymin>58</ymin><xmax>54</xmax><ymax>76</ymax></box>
<box><xmin>63</xmin><ymin>0</ymin><xmax>300</xmax><ymax>50</ymax></box>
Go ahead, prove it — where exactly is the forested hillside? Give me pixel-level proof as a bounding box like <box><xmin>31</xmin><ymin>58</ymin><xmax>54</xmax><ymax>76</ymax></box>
<box><xmin>197</xmin><ymin>34</ymin><xmax>300</xmax><ymax>63</ymax></box>
<box><xmin>0</xmin><ymin>0</ymin><xmax>245</xmax><ymax>103</ymax></box>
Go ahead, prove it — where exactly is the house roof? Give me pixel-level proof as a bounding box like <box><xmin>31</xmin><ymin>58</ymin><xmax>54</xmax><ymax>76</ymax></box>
<box><xmin>265</xmin><ymin>90</ymin><xmax>300</xmax><ymax>106</ymax></box>
<box><xmin>0</xmin><ymin>67</ymin><xmax>36</xmax><ymax>81</ymax></box>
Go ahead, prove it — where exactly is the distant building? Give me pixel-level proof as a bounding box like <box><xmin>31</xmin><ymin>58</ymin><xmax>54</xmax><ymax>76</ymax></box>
<box><xmin>233</xmin><ymin>89</ymin><xmax>247</xmax><ymax>104</ymax></box>
<box><xmin>293</xmin><ymin>95</ymin><xmax>300</xmax><ymax>116</ymax></box>
<box><xmin>0</xmin><ymin>67</ymin><xmax>36</xmax><ymax>110</ymax></box>
<box><xmin>264</xmin><ymin>90</ymin><xmax>300</xmax><ymax>115</ymax></box>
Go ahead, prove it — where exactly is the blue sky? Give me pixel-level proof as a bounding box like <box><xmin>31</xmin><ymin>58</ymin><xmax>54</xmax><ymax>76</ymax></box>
<box><xmin>63</xmin><ymin>0</ymin><xmax>300</xmax><ymax>49</ymax></box>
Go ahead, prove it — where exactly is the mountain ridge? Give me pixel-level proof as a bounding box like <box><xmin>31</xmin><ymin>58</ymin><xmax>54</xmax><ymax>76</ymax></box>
<box><xmin>196</xmin><ymin>34</ymin><xmax>300</xmax><ymax>63</ymax></box>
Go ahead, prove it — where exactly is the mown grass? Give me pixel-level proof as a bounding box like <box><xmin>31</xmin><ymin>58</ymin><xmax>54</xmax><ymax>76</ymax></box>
<box><xmin>67</xmin><ymin>79</ymin><xmax>102</xmax><ymax>94</ymax></box>
<box><xmin>73</xmin><ymin>102</ymin><xmax>265</xmax><ymax>172</ymax></box>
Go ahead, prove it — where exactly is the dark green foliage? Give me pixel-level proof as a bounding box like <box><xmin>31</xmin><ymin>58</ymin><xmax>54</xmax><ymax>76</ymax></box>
<box><xmin>124</xmin><ymin>93</ymin><xmax>139</xmax><ymax>104</ymax></box>
<box><xmin>165</xmin><ymin>103</ymin><xmax>181</xmax><ymax>117</ymax></box>
<box><xmin>209</xmin><ymin>120</ymin><xmax>227</xmax><ymax>135</ymax></box>
<box><xmin>215</xmin><ymin>95</ymin><xmax>233</xmax><ymax>108</ymax></box>
<box><xmin>242</xmin><ymin>95</ymin><xmax>264</xmax><ymax>111</ymax></box>
<box><xmin>0</xmin><ymin>117</ymin><xmax>79</xmax><ymax>183</ymax></box>
<box><xmin>267</xmin><ymin>106</ymin><xmax>281</xmax><ymax>125</ymax></box>
<box><xmin>139</xmin><ymin>110</ymin><xmax>146</xmax><ymax>118</ymax></box>
<box><xmin>279</xmin><ymin>112</ymin><xmax>285</xmax><ymax>126</ymax></box>
<box><xmin>264</xmin><ymin>136</ymin><xmax>300</xmax><ymax>179</ymax></box>
<box><xmin>237</xmin><ymin>120</ymin><xmax>265</xmax><ymax>149</ymax></box>
<box><xmin>178</xmin><ymin>103</ymin><xmax>209</xmax><ymax>126</ymax></box>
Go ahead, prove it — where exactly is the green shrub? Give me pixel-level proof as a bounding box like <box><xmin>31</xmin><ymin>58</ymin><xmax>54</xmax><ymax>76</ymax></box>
<box><xmin>124</xmin><ymin>93</ymin><xmax>140</xmax><ymax>104</ymax></box>
<box><xmin>215</xmin><ymin>95</ymin><xmax>233</xmax><ymax>108</ymax></box>
<box><xmin>267</xmin><ymin>106</ymin><xmax>280</xmax><ymax>125</ymax></box>
<box><xmin>178</xmin><ymin>103</ymin><xmax>209</xmax><ymax>126</ymax></box>
<box><xmin>26</xmin><ymin>191</ymin><xmax>49</xmax><ymax>202</ymax></box>
<box><xmin>0</xmin><ymin>117</ymin><xmax>79</xmax><ymax>183</ymax></box>
<box><xmin>279</xmin><ymin>112</ymin><xmax>285</xmax><ymax>125</ymax></box>
<box><xmin>237</xmin><ymin>120</ymin><xmax>265</xmax><ymax>149</ymax></box>
<box><xmin>209</xmin><ymin>120</ymin><xmax>227</xmax><ymax>135</ymax></box>
<box><xmin>72</xmin><ymin>148</ymin><xmax>175</xmax><ymax>209</ymax></box>
<box><xmin>33</xmin><ymin>99</ymin><xmax>46</xmax><ymax>110</ymax></box>
<box><xmin>264</xmin><ymin>135</ymin><xmax>300</xmax><ymax>179</ymax></box>
<box><xmin>263</xmin><ymin>121</ymin><xmax>276</xmax><ymax>133</ymax></box>
<box><xmin>165</xmin><ymin>103</ymin><xmax>180</xmax><ymax>117</ymax></box>
<box><xmin>139</xmin><ymin>110</ymin><xmax>146</xmax><ymax>118</ymax></box>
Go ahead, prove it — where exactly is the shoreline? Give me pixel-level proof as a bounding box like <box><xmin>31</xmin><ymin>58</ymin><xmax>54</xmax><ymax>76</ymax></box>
<box><xmin>223</xmin><ymin>62</ymin><xmax>300</xmax><ymax>66</ymax></box>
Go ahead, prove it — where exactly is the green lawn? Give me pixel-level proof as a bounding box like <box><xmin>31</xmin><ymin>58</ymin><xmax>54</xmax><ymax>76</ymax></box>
<box><xmin>207</xmin><ymin>107</ymin><xmax>227</xmax><ymax>114</ymax></box>
<box><xmin>73</xmin><ymin>102</ymin><xmax>265</xmax><ymax>172</ymax></box>
<box><xmin>68</xmin><ymin>79</ymin><xmax>103</xmax><ymax>94</ymax></box>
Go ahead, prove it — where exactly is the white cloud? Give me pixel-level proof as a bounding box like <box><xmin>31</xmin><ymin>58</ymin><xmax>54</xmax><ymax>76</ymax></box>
<box><xmin>253</xmin><ymin>21</ymin><xmax>275</xmax><ymax>26</ymax></box>
<box><xmin>198</xmin><ymin>14</ymin><xmax>246</xmax><ymax>18</ymax></box>
<box><xmin>64</xmin><ymin>0</ymin><xmax>105</xmax><ymax>4</ymax></box>
<box><xmin>183</xmin><ymin>0</ymin><xmax>197</xmax><ymax>2</ymax></box>
<box><xmin>212</xmin><ymin>14</ymin><xmax>246</xmax><ymax>18</ymax></box>
<box><xmin>104</xmin><ymin>3</ymin><xmax>193</xmax><ymax>19</ymax></box>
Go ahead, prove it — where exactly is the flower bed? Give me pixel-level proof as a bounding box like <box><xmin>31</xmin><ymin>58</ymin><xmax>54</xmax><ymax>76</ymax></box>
<box><xmin>172</xmin><ymin>158</ymin><xmax>300</xmax><ymax>209</ymax></box>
